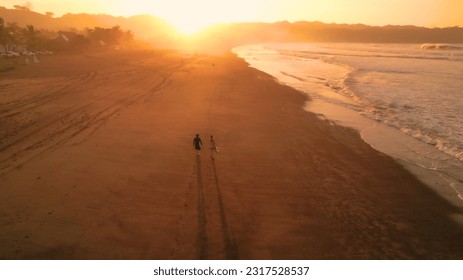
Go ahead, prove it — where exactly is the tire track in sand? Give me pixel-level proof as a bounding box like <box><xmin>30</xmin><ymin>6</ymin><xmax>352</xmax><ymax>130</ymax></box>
<box><xmin>0</xmin><ymin>61</ymin><xmax>183</xmax><ymax>177</ymax></box>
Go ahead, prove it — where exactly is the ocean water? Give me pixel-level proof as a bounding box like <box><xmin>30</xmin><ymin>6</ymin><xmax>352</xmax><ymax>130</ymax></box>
<box><xmin>233</xmin><ymin>43</ymin><xmax>463</xmax><ymax>204</ymax></box>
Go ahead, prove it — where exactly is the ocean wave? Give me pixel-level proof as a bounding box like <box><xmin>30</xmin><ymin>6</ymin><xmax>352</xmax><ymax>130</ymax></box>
<box><xmin>280</xmin><ymin>71</ymin><xmax>306</xmax><ymax>82</ymax></box>
<box><xmin>359</xmin><ymin>105</ymin><xmax>463</xmax><ymax>162</ymax></box>
<box><xmin>421</xmin><ymin>43</ymin><xmax>463</xmax><ymax>50</ymax></box>
<box><xmin>280</xmin><ymin>46</ymin><xmax>463</xmax><ymax>62</ymax></box>
<box><xmin>234</xmin><ymin>43</ymin><xmax>463</xmax><ymax>163</ymax></box>
<box><xmin>400</xmin><ymin>127</ymin><xmax>463</xmax><ymax>161</ymax></box>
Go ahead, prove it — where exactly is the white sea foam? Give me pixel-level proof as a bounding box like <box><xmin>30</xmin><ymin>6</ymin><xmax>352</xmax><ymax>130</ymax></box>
<box><xmin>233</xmin><ymin>43</ymin><xmax>463</xmax><ymax>203</ymax></box>
<box><xmin>421</xmin><ymin>43</ymin><xmax>463</xmax><ymax>50</ymax></box>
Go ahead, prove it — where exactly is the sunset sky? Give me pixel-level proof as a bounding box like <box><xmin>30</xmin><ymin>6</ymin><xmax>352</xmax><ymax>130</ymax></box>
<box><xmin>3</xmin><ymin>0</ymin><xmax>463</xmax><ymax>33</ymax></box>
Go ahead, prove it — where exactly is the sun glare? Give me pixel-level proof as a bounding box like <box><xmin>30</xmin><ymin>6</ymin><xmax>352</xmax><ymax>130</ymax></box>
<box><xmin>153</xmin><ymin>5</ymin><xmax>231</xmax><ymax>35</ymax></box>
<box><xmin>138</xmin><ymin>0</ymin><xmax>269</xmax><ymax>36</ymax></box>
<box><xmin>168</xmin><ymin>16</ymin><xmax>216</xmax><ymax>35</ymax></box>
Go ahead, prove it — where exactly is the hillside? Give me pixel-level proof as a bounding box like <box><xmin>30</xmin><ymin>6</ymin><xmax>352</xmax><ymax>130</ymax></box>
<box><xmin>2</xmin><ymin>6</ymin><xmax>463</xmax><ymax>52</ymax></box>
<box><xmin>0</xmin><ymin>6</ymin><xmax>178</xmax><ymax>47</ymax></box>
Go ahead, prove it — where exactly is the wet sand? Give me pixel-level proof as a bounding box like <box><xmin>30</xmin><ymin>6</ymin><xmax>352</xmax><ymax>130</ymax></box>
<box><xmin>0</xmin><ymin>50</ymin><xmax>462</xmax><ymax>259</ymax></box>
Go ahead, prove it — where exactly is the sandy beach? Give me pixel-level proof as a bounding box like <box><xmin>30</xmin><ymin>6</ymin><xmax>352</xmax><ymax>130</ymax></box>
<box><xmin>1</xmin><ymin>50</ymin><xmax>462</xmax><ymax>259</ymax></box>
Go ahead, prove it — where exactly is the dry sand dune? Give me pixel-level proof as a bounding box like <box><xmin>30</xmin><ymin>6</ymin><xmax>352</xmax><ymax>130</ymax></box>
<box><xmin>0</xmin><ymin>50</ymin><xmax>462</xmax><ymax>259</ymax></box>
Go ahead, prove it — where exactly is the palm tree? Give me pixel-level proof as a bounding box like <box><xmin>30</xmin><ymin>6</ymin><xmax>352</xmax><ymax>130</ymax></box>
<box><xmin>0</xmin><ymin>17</ymin><xmax>7</xmax><ymax>55</ymax></box>
<box><xmin>24</xmin><ymin>25</ymin><xmax>37</xmax><ymax>50</ymax></box>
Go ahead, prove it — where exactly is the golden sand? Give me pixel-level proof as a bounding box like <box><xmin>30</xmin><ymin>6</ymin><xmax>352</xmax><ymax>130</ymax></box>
<box><xmin>0</xmin><ymin>50</ymin><xmax>462</xmax><ymax>259</ymax></box>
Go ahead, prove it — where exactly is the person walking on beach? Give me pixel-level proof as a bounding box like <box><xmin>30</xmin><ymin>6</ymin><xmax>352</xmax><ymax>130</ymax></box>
<box><xmin>193</xmin><ymin>134</ymin><xmax>202</xmax><ymax>152</ymax></box>
<box><xmin>210</xmin><ymin>135</ymin><xmax>219</xmax><ymax>153</ymax></box>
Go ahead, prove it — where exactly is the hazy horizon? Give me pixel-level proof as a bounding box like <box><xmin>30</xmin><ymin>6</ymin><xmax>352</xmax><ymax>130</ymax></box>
<box><xmin>2</xmin><ymin>0</ymin><xmax>463</xmax><ymax>34</ymax></box>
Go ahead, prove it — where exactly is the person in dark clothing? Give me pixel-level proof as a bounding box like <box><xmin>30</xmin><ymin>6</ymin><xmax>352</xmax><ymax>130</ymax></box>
<box><xmin>193</xmin><ymin>134</ymin><xmax>202</xmax><ymax>151</ymax></box>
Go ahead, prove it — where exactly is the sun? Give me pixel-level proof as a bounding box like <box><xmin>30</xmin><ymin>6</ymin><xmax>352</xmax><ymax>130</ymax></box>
<box><xmin>105</xmin><ymin>0</ymin><xmax>273</xmax><ymax>36</ymax></box>
<box><xmin>168</xmin><ymin>16</ymin><xmax>217</xmax><ymax>35</ymax></box>
<box><xmin>128</xmin><ymin>1</ymin><xmax>228</xmax><ymax>35</ymax></box>
<box><xmin>133</xmin><ymin>0</ymin><xmax>265</xmax><ymax>36</ymax></box>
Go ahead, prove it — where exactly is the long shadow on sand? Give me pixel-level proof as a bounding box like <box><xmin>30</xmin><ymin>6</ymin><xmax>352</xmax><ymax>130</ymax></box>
<box><xmin>195</xmin><ymin>154</ymin><xmax>208</xmax><ymax>259</ymax></box>
<box><xmin>210</xmin><ymin>154</ymin><xmax>239</xmax><ymax>259</ymax></box>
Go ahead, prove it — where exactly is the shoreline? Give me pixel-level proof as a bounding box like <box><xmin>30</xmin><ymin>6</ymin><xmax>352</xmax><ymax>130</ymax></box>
<box><xmin>232</xmin><ymin>43</ymin><xmax>463</xmax><ymax>212</ymax></box>
<box><xmin>1</xmin><ymin>50</ymin><xmax>463</xmax><ymax>259</ymax></box>
<box><xmin>305</xmin><ymin>99</ymin><xmax>463</xmax><ymax>209</ymax></box>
